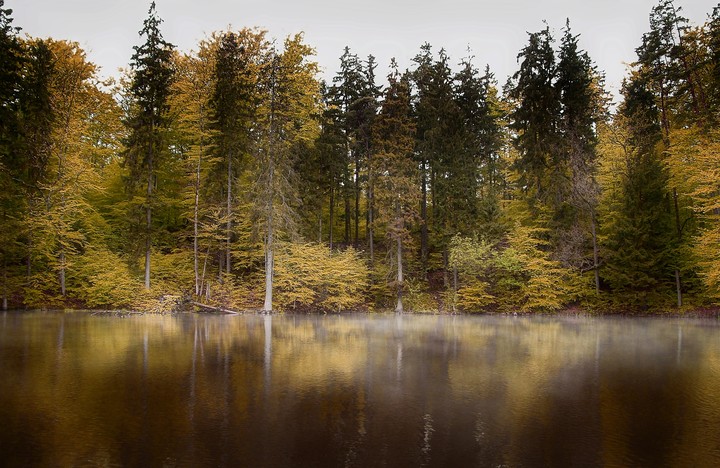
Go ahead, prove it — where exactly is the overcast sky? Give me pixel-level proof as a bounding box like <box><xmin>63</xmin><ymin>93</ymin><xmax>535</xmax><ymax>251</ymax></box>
<box><xmin>9</xmin><ymin>0</ymin><xmax>713</xmax><ymax>103</ymax></box>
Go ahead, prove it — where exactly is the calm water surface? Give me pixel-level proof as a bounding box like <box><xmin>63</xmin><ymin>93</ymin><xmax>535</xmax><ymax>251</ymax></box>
<box><xmin>1</xmin><ymin>312</ymin><xmax>719</xmax><ymax>467</ymax></box>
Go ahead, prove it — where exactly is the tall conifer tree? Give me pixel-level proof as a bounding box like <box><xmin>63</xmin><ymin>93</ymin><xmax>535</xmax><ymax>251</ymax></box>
<box><xmin>211</xmin><ymin>31</ymin><xmax>257</xmax><ymax>277</ymax></box>
<box><xmin>373</xmin><ymin>63</ymin><xmax>418</xmax><ymax>313</ymax></box>
<box><xmin>555</xmin><ymin>21</ymin><xmax>605</xmax><ymax>290</ymax></box>
<box><xmin>122</xmin><ymin>1</ymin><xmax>174</xmax><ymax>289</ymax></box>
<box><xmin>508</xmin><ymin>27</ymin><xmax>560</xmax><ymax>205</ymax></box>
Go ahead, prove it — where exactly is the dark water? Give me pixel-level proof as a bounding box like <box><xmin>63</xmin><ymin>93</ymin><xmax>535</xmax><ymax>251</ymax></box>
<box><xmin>1</xmin><ymin>312</ymin><xmax>719</xmax><ymax>467</ymax></box>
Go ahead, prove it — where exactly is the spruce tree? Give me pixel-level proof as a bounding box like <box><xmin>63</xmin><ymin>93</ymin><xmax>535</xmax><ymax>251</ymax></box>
<box><xmin>308</xmin><ymin>81</ymin><xmax>346</xmax><ymax>248</ymax></box>
<box><xmin>454</xmin><ymin>59</ymin><xmax>505</xmax><ymax>239</ymax></box>
<box><xmin>373</xmin><ymin>62</ymin><xmax>418</xmax><ymax>313</ymax></box>
<box><xmin>0</xmin><ymin>0</ymin><xmax>23</xmax><ymax>166</ymax></box>
<box><xmin>508</xmin><ymin>27</ymin><xmax>560</xmax><ymax>204</ymax></box>
<box><xmin>358</xmin><ymin>55</ymin><xmax>382</xmax><ymax>262</ymax></box>
<box><xmin>122</xmin><ymin>1</ymin><xmax>174</xmax><ymax>289</ymax></box>
<box><xmin>600</xmin><ymin>74</ymin><xmax>675</xmax><ymax>307</ymax></box>
<box><xmin>412</xmin><ymin>45</ymin><xmax>465</xmax><ymax>276</ymax></box>
<box><xmin>555</xmin><ymin>21</ymin><xmax>604</xmax><ymax>291</ymax></box>
<box><xmin>411</xmin><ymin>43</ymin><xmax>434</xmax><ymax>269</ymax></box>
<box><xmin>211</xmin><ymin>31</ymin><xmax>257</xmax><ymax>277</ymax></box>
<box><xmin>329</xmin><ymin>47</ymin><xmax>365</xmax><ymax>245</ymax></box>
<box><xmin>0</xmin><ymin>0</ymin><xmax>25</xmax><ymax>309</ymax></box>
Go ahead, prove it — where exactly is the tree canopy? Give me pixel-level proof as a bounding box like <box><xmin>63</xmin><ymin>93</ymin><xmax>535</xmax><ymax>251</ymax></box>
<box><xmin>2</xmin><ymin>0</ymin><xmax>719</xmax><ymax>313</ymax></box>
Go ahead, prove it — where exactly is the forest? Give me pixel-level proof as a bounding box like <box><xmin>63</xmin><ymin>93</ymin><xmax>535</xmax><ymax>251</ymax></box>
<box><xmin>1</xmin><ymin>0</ymin><xmax>719</xmax><ymax>313</ymax></box>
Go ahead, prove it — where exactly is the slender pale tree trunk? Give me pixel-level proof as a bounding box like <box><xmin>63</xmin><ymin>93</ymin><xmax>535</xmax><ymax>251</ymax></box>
<box><xmin>420</xmin><ymin>162</ymin><xmax>428</xmax><ymax>269</ymax></box>
<box><xmin>226</xmin><ymin>152</ymin><xmax>232</xmax><ymax>276</ymax></box>
<box><xmin>367</xmin><ymin>149</ymin><xmax>374</xmax><ymax>264</ymax></box>
<box><xmin>199</xmin><ymin>245</ymin><xmax>210</xmax><ymax>297</ymax></box>
<box><xmin>395</xmin><ymin>234</ymin><xmax>404</xmax><ymax>314</ymax></box>
<box><xmin>443</xmin><ymin>249</ymin><xmax>449</xmax><ymax>289</ymax></box>
<box><xmin>368</xmin><ymin>190</ymin><xmax>374</xmax><ymax>264</ymax></box>
<box><xmin>263</xmin><ymin>229</ymin><xmax>274</xmax><ymax>313</ymax></box>
<box><xmin>58</xmin><ymin>155</ymin><xmax>67</xmax><ymax>297</ymax></box>
<box><xmin>193</xmin><ymin>154</ymin><xmax>201</xmax><ymax>296</ymax></box>
<box><xmin>354</xmin><ymin>152</ymin><xmax>360</xmax><ymax>247</ymax></box>
<box><xmin>59</xmin><ymin>251</ymin><xmax>66</xmax><ymax>296</ymax></box>
<box><xmin>193</xmin><ymin>116</ymin><xmax>204</xmax><ymax>297</ymax></box>
<box><xmin>590</xmin><ymin>212</ymin><xmax>600</xmax><ymax>295</ymax></box>
<box><xmin>263</xmin><ymin>148</ymin><xmax>275</xmax><ymax>313</ymax></box>
<box><xmin>344</xmin><ymin>163</ymin><xmax>351</xmax><ymax>244</ymax></box>
<box><xmin>145</xmin><ymin>145</ymin><xmax>153</xmax><ymax>290</ymax></box>
<box><xmin>452</xmin><ymin>266</ymin><xmax>458</xmax><ymax>313</ymax></box>
<box><xmin>329</xmin><ymin>185</ymin><xmax>335</xmax><ymax>250</ymax></box>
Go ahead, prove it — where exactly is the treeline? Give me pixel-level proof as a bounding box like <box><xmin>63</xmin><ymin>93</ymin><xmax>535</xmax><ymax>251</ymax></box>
<box><xmin>1</xmin><ymin>0</ymin><xmax>719</xmax><ymax>313</ymax></box>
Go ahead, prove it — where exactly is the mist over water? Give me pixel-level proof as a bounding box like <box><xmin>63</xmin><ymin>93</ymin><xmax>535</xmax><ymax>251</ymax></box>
<box><xmin>1</xmin><ymin>312</ymin><xmax>719</xmax><ymax>466</ymax></box>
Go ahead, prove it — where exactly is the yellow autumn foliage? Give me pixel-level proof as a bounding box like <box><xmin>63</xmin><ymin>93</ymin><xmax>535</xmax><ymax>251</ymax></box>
<box><xmin>668</xmin><ymin>128</ymin><xmax>720</xmax><ymax>301</ymax></box>
<box><xmin>273</xmin><ymin>242</ymin><xmax>369</xmax><ymax>312</ymax></box>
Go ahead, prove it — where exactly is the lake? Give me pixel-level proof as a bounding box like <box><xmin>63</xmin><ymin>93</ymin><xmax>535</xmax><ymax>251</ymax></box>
<box><xmin>1</xmin><ymin>312</ymin><xmax>719</xmax><ymax>466</ymax></box>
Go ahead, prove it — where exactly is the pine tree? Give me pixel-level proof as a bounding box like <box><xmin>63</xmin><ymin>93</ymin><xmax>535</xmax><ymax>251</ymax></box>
<box><xmin>599</xmin><ymin>74</ymin><xmax>676</xmax><ymax>307</ymax></box>
<box><xmin>0</xmin><ymin>0</ymin><xmax>25</xmax><ymax>309</ymax></box>
<box><xmin>210</xmin><ymin>31</ymin><xmax>258</xmax><ymax>277</ymax></box>
<box><xmin>411</xmin><ymin>43</ymin><xmax>434</xmax><ymax>269</ymax></box>
<box><xmin>635</xmin><ymin>0</ymin><xmax>700</xmax><ymax>306</ymax></box>
<box><xmin>455</xmin><ymin>61</ymin><xmax>506</xmax><ymax>241</ymax></box>
<box><xmin>122</xmin><ymin>1</ymin><xmax>174</xmax><ymax>289</ymax></box>
<box><xmin>412</xmin><ymin>45</ymin><xmax>473</xmax><ymax>281</ymax></box>
<box><xmin>302</xmin><ymin>81</ymin><xmax>346</xmax><ymax>248</ymax></box>
<box><xmin>508</xmin><ymin>27</ymin><xmax>560</xmax><ymax>205</ymax></box>
<box><xmin>373</xmin><ymin>62</ymin><xmax>418</xmax><ymax>313</ymax></box>
<box><xmin>555</xmin><ymin>20</ymin><xmax>605</xmax><ymax>292</ymax></box>
<box><xmin>358</xmin><ymin>55</ymin><xmax>382</xmax><ymax>262</ymax></box>
<box><xmin>0</xmin><ymin>0</ymin><xmax>23</xmax><ymax>166</ymax></box>
<box><xmin>328</xmin><ymin>47</ymin><xmax>366</xmax><ymax>246</ymax></box>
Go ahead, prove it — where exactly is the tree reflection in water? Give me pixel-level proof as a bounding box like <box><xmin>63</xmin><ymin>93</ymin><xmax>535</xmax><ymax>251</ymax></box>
<box><xmin>0</xmin><ymin>312</ymin><xmax>719</xmax><ymax>466</ymax></box>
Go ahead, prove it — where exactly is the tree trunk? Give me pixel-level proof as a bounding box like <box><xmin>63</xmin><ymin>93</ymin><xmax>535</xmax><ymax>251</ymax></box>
<box><xmin>395</xmin><ymin>235</ymin><xmax>404</xmax><ymax>314</ymax></box>
<box><xmin>26</xmin><ymin>235</ymin><xmax>32</xmax><ymax>281</ymax></box>
<box><xmin>226</xmin><ymin>152</ymin><xmax>232</xmax><ymax>276</ymax></box>
<box><xmin>263</xmin><ymin>224</ymin><xmax>274</xmax><ymax>313</ymax></box>
<box><xmin>673</xmin><ymin>188</ymin><xmax>683</xmax><ymax>307</ymax></box>
<box><xmin>354</xmin><ymin>151</ymin><xmax>360</xmax><ymax>247</ymax></box>
<box><xmin>59</xmin><ymin>250</ymin><xmax>66</xmax><ymax>296</ymax></box>
<box><xmin>591</xmin><ymin>211</ymin><xmax>600</xmax><ymax>295</ymax></box>
<box><xmin>329</xmin><ymin>185</ymin><xmax>335</xmax><ymax>250</ymax></box>
<box><xmin>367</xmin><ymin>150</ymin><xmax>374</xmax><ymax>264</ymax></box>
<box><xmin>2</xmin><ymin>253</ymin><xmax>7</xmax><ymax>311</ymax></box>
<box><xmin>145</xmin><ymin>167</ymin><xmax>152</xmax><ymax>290</ymax></box>
<box><xmin>263</xmin><ymin>146</ymin><xmax>275</xmax><ymax>313</ymax></box>
<box><xmin>199</xmin><ymin>246</ymin><xmax>210</xmax><ymax>298</ymax></box>
<box><xmin>368</xmin><ymin>189</ymin><xmax>374</xmax><ymax>265</ymax></box>
<box><xmin>420</xmin><ymin>162</ymin><xmax>428</xmax><ymax>269</ymax></box>
<box><xmin>344</xmin><ymin>166</ymin><xmax>351</xmax><ymax>245</ymax></box>
<box><xmin>318</xmin><ymin>209</ymin><xmax>322</xmax><ymax>243</ymax></box>
<box><xmin>452</xmin><ymin>266</ymin><xmax>458</xmax><ymax>313</ymax></box>
<box><xmin>194</xmin><ymin>152</ymin><xmax>201</xmax><ymax>296</ymax></box>
<box><xmin>443</xmin><ymin>249</ymin><xmax>449</xmax><ymax>289</ymax></box>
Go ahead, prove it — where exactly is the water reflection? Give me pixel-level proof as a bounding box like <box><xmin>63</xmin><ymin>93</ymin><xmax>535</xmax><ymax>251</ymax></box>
<box><xmin>0</xmin><ymin>313</ymin><xmax>719</xmax><ymax>466</ymax></box>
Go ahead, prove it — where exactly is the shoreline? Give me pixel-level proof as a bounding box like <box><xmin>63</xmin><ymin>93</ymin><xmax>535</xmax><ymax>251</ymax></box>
<box><xmin>4</xmin><ymin>306</ymin><xmax>720</xmax><ymax>319</ymax></box>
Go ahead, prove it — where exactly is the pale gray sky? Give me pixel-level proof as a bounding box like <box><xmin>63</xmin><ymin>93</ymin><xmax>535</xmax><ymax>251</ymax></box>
<box><xmin>8</xmin><ymin>0</ymin><xmax>714</xmax><ymax>102</ymax></box>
